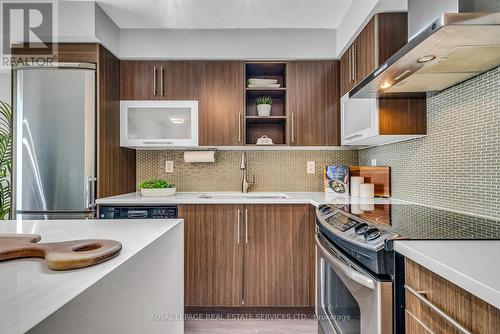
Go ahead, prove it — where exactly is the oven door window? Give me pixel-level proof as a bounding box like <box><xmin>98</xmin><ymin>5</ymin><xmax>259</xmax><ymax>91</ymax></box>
<box><xmin>320</xmin><ymin>258</ymin><xmax>360</xmax><ymax>334</ymax></box>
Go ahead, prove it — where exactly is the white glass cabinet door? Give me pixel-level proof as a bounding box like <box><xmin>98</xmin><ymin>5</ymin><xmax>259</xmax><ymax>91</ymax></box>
<box><xmin>341</xmin><ymin>94</ymin><xmax>378</xmax><ymax>145</ymax></box>
<box><xmin>120</xmin><ymin>100</ymin><xmax>198</xmax><ymax>147</ymax></box>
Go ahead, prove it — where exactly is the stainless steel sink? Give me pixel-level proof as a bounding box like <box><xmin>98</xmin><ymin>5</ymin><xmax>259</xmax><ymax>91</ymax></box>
<box><xmin>198</xmin><ymin>193</ymin><xmax>290</xmax><ymax>199</ymax></box>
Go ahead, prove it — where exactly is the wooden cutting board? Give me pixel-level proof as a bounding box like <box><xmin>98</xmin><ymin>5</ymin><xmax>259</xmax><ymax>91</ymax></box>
<box><xmin>0</xmin><ymin>234</ymin><xmax>122</xmax><ymax>270</ymax></box>
<box><xmin>349</xmin><ymin>166</ymin><xmax>391</xmax><ymax>198</ymax></box>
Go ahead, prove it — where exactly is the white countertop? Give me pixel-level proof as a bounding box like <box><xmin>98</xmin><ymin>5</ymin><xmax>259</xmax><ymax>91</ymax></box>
<box><xmin>96</xmin><ymin>191</ymin><xmax>396</xmax><ymax>207</ymax></box>
<box><xmin>0</xmin><ymin>219</ymin><xmax>182</xmax><ymax>334</ymax></box>
<box><xmin>394</xmin><ymin>240</ymin><xmax>500</xmax><ymax>310</ymax></box>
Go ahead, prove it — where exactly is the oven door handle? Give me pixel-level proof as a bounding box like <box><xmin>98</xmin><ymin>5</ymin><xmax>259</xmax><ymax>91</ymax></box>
<box><xmin>315</xmin><ymin>235</ymin><xmax>376</xmax><ymax>290</ymax></box>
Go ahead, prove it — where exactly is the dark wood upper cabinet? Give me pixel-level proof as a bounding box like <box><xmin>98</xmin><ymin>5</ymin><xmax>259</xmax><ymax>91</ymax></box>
<box><xmin>161</xmin><ymin>61</ymin><xmax>244</xmax><ymax>146</ymax></box>
<box><xmin>288</xmin><ymin>60</ymin><xmax>340</xmax><ymax>146</ymax></box>
<box><xmin>120</xmin><ymin>61</ymin><xmax>162</xmax><ymax>100</ymax></box>
<box><xmin>161</xmin><ymin>61</ymin><xmax>201</xmax><ymax>100</ymax></box>
<box><xmin>199</xmin><ymin>61</ymin><xmax>244</xmax><ymax>146</ymax></box>
<box><xmin>340</xmin><ymin>12</ymin><xmax>408</xmax><ymax>96</ymax></box>
<box><xmin>340</xmin><ymin>46</ymin><xmax>355</xmax><ymax>98</ymax></box>
<box><xmin>121</xmin><ymin>61</ymin><xmax>189</xmax><ymax>100</ymax></box>
<box><xmin>356</xmin><ymin>18</ymin><xmax>377</xmax><ymax>83</ymax></box>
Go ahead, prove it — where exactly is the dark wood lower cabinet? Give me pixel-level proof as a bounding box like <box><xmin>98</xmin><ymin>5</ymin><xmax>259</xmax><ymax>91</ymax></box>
<box><xmin>243</xmin><ymin>204</ymin><xmax>314</xmax><ymax>306</ymax></box>
<box><xmin>181</xmin><ymin>204</ymin><xmax>243</xmax><ymax>307</ymax></box>
<box><xmin>405</xmin><ymin>259</ymin><xmax>500</xmax><ymax>334</ymax></box>
<box><xmin>181</xmin><ymin>204</ymin><xmax>315</xmax><ymax>309</ymax></box>
<box><xmin>405</xmin><ymin>310</ymin><xmax>432</xmax><ymax>334</ymax></box>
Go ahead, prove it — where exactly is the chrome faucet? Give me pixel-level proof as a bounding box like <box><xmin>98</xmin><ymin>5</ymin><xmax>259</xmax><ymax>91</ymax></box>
<box><xmin>240</xmin><ymin>152</ymin><xmax>255</xmax><ymax>193</ymax></box>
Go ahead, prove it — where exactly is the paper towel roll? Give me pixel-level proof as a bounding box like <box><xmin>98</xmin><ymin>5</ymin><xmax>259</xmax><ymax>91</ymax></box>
<box><xmin>350</xmin><ymin>176</ymin><xmax>364</xmax><ymax>197</ymax></box>
<box><xmin>184</xmin><ymin>151</ymin><xmax>215</xmax><ymax>163</ymax></box>
<box><xmin>359</xmin><ymin>183</ymin><xmax>375</xmax><ymax>199</ymax></box>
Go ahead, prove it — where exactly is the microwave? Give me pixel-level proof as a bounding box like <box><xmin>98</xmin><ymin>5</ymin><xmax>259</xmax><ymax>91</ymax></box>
<box><xmin>120</xmin><ymin>100</ymin><xmax>198</xmax><ymax>148</ymax></box>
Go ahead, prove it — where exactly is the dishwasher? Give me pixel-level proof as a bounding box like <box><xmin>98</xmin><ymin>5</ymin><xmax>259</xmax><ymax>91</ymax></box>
<box><xmin>98</xmin><ymin>206</ymin><xmax>178</xmax><ymax>219</ymax></box>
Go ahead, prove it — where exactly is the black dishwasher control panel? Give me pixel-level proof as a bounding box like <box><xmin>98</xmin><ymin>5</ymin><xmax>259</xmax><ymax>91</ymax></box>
<box><xmin>99</xmin><ymin>206</ymin><xmax>178</xmax><ymax>219</ymax></box>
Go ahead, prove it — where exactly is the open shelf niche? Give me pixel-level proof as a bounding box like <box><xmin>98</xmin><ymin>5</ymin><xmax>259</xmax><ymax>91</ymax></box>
<box><xmin>244</xmin><ymin>62</ymin><xmax>288</xmax><ymax>145</ymax></box>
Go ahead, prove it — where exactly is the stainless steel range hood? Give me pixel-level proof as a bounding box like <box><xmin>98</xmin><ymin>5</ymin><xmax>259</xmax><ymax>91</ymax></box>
<box><xmin>350</xmin><ymin>0</ymin><xmax>500</xmax><ymax>98</ymax></box>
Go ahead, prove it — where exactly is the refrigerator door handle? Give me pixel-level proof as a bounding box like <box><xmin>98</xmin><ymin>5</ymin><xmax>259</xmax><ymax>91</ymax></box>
<box><xmin>91</xmin><ymin>177</ymin><xmax>97</xmax><ymax>208</ymax></box>
<box><xmin>86</xmin><ymin>176</ymin><xmax>97</xmax><ymax>209</ymax></box>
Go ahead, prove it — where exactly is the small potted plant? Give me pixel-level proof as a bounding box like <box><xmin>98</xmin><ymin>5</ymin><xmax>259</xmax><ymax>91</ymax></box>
<box><xmin>256</xmin><ymin>96</ymin><xmax>272</xmax><ymax>116</ymax></box>
<box><xmin>139</xmin><ymin>179</ymin><xmax>176</xmax><ymax>197</ymax></box>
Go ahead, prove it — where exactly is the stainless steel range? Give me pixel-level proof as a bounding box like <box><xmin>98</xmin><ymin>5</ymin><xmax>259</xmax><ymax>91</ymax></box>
<box><xmin>315</xmin><ymin>202</ymin><xmax>500</xmax><ymax>334</ymax></box>
<box><xmin>315</xmin><ymin>204</ymin><xmax>396</xmax><ymax>334</ymax></box>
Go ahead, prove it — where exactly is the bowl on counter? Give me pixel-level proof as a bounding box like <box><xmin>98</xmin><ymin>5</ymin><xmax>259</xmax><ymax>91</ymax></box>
<box><xmin>140</xmin><ymin>187</ymin><xmax>176</xmax><ymax>197</ymax></box>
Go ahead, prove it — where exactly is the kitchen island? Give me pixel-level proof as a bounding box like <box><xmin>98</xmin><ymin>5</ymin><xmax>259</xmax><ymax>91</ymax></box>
<box><xmin>0</xmin><ymin>219</ymin><xmax>184</xmax><ymax>334</ymax></box>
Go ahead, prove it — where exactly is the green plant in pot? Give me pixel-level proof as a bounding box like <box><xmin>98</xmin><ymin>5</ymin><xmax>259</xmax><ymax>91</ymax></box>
<box><xmin>0</xmin><ymin>101</ymin><xmax>12</xmax><ymax>219</ymax></box>
<box><xmin>256</xmin><ymin>96</ymin><xmax>272</xmax><ymax>117</ymax></box>
<box><xmin>138</xmin><ymin>179</ymin><xmax>176</xmax><ymax>197</ymax></box>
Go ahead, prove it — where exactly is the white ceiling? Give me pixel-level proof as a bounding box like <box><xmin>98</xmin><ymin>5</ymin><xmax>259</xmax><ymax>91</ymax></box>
<box><xmin>92</xmin><ymin>0</ymin><xmax>353</xmax><ymax>29</ymax></box>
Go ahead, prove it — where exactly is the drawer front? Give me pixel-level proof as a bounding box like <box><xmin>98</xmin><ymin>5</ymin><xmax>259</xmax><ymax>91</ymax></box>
<box><xmin>405</xmin><ymin>259</ymin><xmax>500</xmax><ymax>334</ymax></box>
<box><xmin>405</xmin><ymin>310</ymin><xmax>432</xmax><ymax>334</ymax></box>
<box><xmin>406</xmin><ymin>289</ymin><xmax>465</xmax><ymax>334</ymax></box>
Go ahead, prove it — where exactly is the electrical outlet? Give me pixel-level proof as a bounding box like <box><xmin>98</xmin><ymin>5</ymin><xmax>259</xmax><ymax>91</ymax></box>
<box><xmin>165</xmin><ymin>160</ymin><xmax>174</xmax><ymax>173</ymax></box>
<box><xmin>307</xmin><ymin>161</ymin><xmax>315</xmax><ymax>174</ymax></box>
<box><xmin>371</xmin><ymin>159</ymin><xmax>377</xmax><ymax>166</ymax></box>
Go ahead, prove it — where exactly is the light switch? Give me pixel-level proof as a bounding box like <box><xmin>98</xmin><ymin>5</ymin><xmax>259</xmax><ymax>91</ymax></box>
<box><xmin>371</xmin><ymin>159</ymin><xmax>377</xmax><ymax>166</ymax></box>
<box><xmin>165</xmin><ymin>160</ymin><xmax>174</xmax><ymax>173</ymax></box>
<box><xmin>307</xmin><ymin>161</ymin><xmax>315</xmax><ymax>174</ymax></box>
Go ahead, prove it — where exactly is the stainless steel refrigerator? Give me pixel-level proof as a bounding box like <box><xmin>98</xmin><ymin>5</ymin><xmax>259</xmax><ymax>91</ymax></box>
<box><xmin>13</xmin><ymin>63</ymin><xmax>97</xmax><ymax>219</ymax></box>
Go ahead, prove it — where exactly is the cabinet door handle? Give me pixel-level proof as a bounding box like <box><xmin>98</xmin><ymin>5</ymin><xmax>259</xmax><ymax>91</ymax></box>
<box><xmin>245</xmin><ymin>209</ymin><xmax>248</xmax><ymax>244</ymax></box>
<box><xmin>153</xmin><ymin>66</ymin><xmax>157</xmax><ymax>96</ymax></box>
<box><xmin>160</xmin><ymin>66</ymin><xmax>164</xmax><ymax>96</ymax></box>
<box><xmin>236</xmin><ymin>209</ymin><xmax>241</xmax><ymax>244</ymax></box>
<box><xmin>351</xmin><ymin>47</ymin><xmax>355</xmax><ymax>83</ymax></box>
<box><xmin>291</xmin><ymin>113</ymin><xmax>295</xmax><ymax>143</ymax></box>
<box><xmin>344</xmin><ymin>134</ymin><xmax>363</xmax><ymax>141</ymax></box>
<box><xmin>353</xmin><ymin>45</ymin><xmax>358</xmax><ymax>81</ymax></box>
<box><xmin>404</xmin><ymin>285</ymin><xmax>472</xmax><ymax>334</ymax></box>
<box><xmin>85</xmin><ymin>176</ymin><xmax>97</xmax><ymax>209</ymax></box>
<box><xmin>347</xmin><ymin>47</ymin><xmax>352</xmax><ymax>83</ymax></box>
<box><xmin>238</xmin><ymin>112</ymin><xmax>242</xmax><ymax>143</ymax></box>
<box><xmin>142</xmin><ymin>141</ymin><xmax>174</xmax><ymax>145</ymax></box>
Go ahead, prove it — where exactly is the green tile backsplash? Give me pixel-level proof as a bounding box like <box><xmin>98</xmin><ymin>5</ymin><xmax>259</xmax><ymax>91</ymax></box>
<box><xmin>137</xmin><ymin>149</ymin><xmax>358</xmax><ymax>192</ymax></box>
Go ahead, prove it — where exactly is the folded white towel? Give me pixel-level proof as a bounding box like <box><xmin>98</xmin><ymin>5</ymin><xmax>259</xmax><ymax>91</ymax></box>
<box><xmin>248</xmin><ymin>84</ymin><xmax>281</xmax><ymax>88</ymax></box>
<box><xmin>248</xmin><ymin>78</ymin><xmax>278</xmax><ymax>85</ymax></box>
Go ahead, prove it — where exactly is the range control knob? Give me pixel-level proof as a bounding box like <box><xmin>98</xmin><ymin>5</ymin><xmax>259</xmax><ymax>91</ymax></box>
<box><xmin>354</xmin><ymin>223</ymin><xmax>369</xmax><ymax>235</ymax></box>
<box><xmin>364</xmin><ymin>228</ymin><xmax>381</xmax><ymax>241</ymax></box>
<box><xmin>319</xmin><ymin>205</ymin><xmax>333</xmax><ymax>215</ymax></box>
